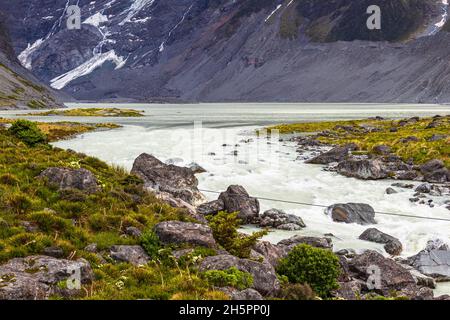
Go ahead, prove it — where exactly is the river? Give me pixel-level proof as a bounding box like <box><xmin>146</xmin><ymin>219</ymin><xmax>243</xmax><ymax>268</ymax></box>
<box><xmin>2</xmin><ymin>102</ymin><xmax>450</xmax><ymax>294</ymax></box>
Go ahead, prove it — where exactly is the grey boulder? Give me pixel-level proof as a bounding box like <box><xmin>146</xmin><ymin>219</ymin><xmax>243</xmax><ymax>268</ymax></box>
<box><xmin>336</xmin><ymin>158</ymin><xmax>388</xmax><ymax>180</ymax></box>
<box><xmin>259</xmin><ymin>209</ymin><xmax>305</xmax><ymax>230</ymax></box>
<box><xmin>359</xmin><ymin>228</ymin><xmax>403</xmax><ymax>255</ymax></box>
<box><xmin>109</xmin><ymin>245</ymin><xmax>150</xmax><ymax>266</ymax></box>
<box><xmin>154</xmin><ymin>221</ymin><xmax>216</xmax><ymax>248</ymax></box>
<box><xmin>218</xmin><ymin>185</ymin><xmax>260</xmax><ymax>223</ymax></box>
<box><xmin>38</xmin><ymin>167</ymin><xmax>99</xmax><ymax>194</ymax></box>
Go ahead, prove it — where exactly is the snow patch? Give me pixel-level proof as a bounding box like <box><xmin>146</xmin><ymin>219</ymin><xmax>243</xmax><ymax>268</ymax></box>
<box><xmin>50</xmin><ymin>50</ymin><xmax>126</xmax><ymax>89</ymax></box>
<box><xmin>83</xmin><ymin>12</ymin><xmax>109</xmax><ymax>27</ymax></box>
<box><xmin>18</xmin><ymin>39</ymin><xmax>44</xmax><ymax>70</ymax></box>
<box><xmin>119</xmin><ymin>0</ymin><xmax>155</xmax><ymax>25</ymax></box>
<box><xmin>265</xmin><ymin>4</ymin><xmax>282</xmax><ymax>22</ymax></box>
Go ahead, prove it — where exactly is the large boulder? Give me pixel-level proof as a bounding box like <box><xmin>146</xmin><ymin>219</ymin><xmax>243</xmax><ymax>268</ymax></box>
<box><xmin>277</xmin><ymin>235</ymin><xmax>333</xmax><ymax>250</ymax></box>
<box><xmin>348</xmin><ymin>250</ymin><xmax>418</xmax><ymax>297</ymax></box>
<box><xmin>109</xmin><ymin>245</ymin><xmax>150</xmax><ymax>266</ymax></box>
<box><xmin>218</xmin><ymin>185</ymin><xmax>260</xmax><ymax>223</ymax></box>
<box><xmin>325</xmin><ymin>203</ymin><xmax>376</xmax><ymax>225</ymax></box>
<box><xmin>38</xmin><ymin>167</ymin><xmax>99</xmax><ymax>194</ymax></box>
<box><xmin>258</xmin><ymin>209</ymin><xmax>305</xmax><ymax>230</ymax></box>
<box><xmin>0</xmin><ymin>256</ymin><xmax>93</xmax><ymax>300</ymax></box>
<box><xmin>131</xmin><ymin>153</ymin><xmax>205</xmax><ymax>205</ymax></box>
<box><xmin>420</xmin><ymin>159</ymin><xmax>450</xmax><ymax>183</ymax></box>
<box><xmin>407</xmin><ymin>240</ymin><xmax>450</xmax><ymax>280</ymax></box>
<box><xmin>359</xmin><ymin>228</ymin><xmax>403</xmax><ymax>255</ymax></box>
<box><xmin>199</xmin><ymin>255</ymin><xmax>280</xmax><ymax>296</ymax></box>
<box><xmin>336</xmin><ymin>158</ymin><xmax>388</xmax><ymax>180</ymax></box>
<box><xmin>306</xmin><ymin>144</ymin><xmax>357</xmax><ymax>165</ymax></box>
<box><xmin>154</xmin><ymin>221</ymin><xmax>216</xmax><ymax>248</ymax></box>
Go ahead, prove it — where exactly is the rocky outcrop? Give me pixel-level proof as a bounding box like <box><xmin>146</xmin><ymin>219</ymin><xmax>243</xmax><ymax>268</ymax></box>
<box><xmin>0</xmin><ymin>256</ymin><xmax>93</xmax><ymax>300</ymax></box>
<box><xmin>109</xmin><ymin>246</ymin><xmax>150</xmax><ymax>266</ymax></box>
<box><xmin>252</xmin><ymin>241</ymin><xmax>289</xmax><ymax>268</ymax></box>
<box><xmin>348</xmin><ymin>250</ymin><xmax>418</xmax><ymax>297</ymax></box>
<box><xmin>218</xmin><ymin>185</ymin><xmax>260</xmax><ymax>223</ymax></box>
<box><xmin>306</xmin><ymin>144</ymin><xmax>357</xmax><ymax>164</ymax></box>
<box><xmin>196</xmin><ymin>199</ymin><xmax>225</xmax><ymax>216</ymax></box>
<box><xmin>336</xmin><ymin>158</ymin><xmax>388</xmax><ymax>180</ymax></box>
<box><xmin>325</xmin><ymin>203</ymin><xmax>376</xmax><ymax>225</ymax></box>
<box><xmin>258</xmin><ymin>209</ymin><xmax>305</xmax><ymax>231</ymax></box>
<box><xmin>131</xmin><ymin>153</ymin><xmax>205</xmax><ymax>205</ymax></box>
<box><xmin>359</xmin><ymin>228</ymin><xmax>403</xmax><ymax>255</ymax></box>
<box><xmin>219</xmin><ymin>287</ymin><xmax>264</xmax><ymax>300</ymax></box>
<box><xmin>199</xmin><ymin>255</ymin><xmax>280</xmax><ymax>296</ymax></box>
<box><xmin>154</xmin><ymin>221</ymin><xmax>216</xmax><ymax>248</ymax></box>
<box><xmin>277</xmin><ymin>235</ymin><xmax>333</xmax><ymax>250</ymax></box>
<box><xmin>407</xmin><ymin>240</ymin><xmax>450</xmax><ymax>280</ymax></box>
<box><xmin>38</xmin><ymin>167</ymin><xmax>99</xmax><ymax>194</ymax></box>
<box><xmin>420</xmin><ymin>159</ymin><xmax>450</xmax><ymax>183</ymax></box>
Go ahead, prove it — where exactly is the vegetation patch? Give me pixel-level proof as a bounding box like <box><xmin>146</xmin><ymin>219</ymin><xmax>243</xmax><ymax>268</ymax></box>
<box><xmin>267</xmin><ymin>116</ymin><xmax>450</xmax><ymax>167</ymax></box>
<box><xmin>25</xmin><ymin>108</ymin><xmax>145</xmax><ymax>118</ymax></box>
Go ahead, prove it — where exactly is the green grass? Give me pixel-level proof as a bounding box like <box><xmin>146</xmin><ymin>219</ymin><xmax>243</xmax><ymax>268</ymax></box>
<box><xmin>0</xmin><ymin>121</ymin><xmax>230</xmax><ymax>300</ymax></box>
<box><xmin>26</xmin><ymin>108</ymin><xmax>145</xmax><ymax>118</ymax></box>
<box><xmin>267</xmin><ymin>116</ymin><xmax>450</xmax><ymax>168</ymax></box>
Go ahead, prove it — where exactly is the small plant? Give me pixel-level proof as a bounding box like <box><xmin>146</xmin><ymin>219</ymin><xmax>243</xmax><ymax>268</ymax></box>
<box><xmin>202</xmin><ymin>267</ymin><xmax>253</xmax><ymax>290</ymax></box>
<box><xmin>276</xmin><ymin>244</ymin><xmax>341</xmax><ymax>298</ymax></box>
<box><xmin>8</xmin><ymin>119</ymin><xmax>46</xmax><ymax>146</ymax></box>
<box><xmin>141</xmin><ymin>231</ymin><xmax>162</xmax><ymax>259</ymax></box>
<box><xmin>207</xmin><ymin>211</ymin><xmax>267</xmax><ymax>258</ymax></box>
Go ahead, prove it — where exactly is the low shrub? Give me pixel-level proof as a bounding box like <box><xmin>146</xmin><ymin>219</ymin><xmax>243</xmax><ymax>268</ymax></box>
<box><xmin>8</xmin><ymin>120</ymin><xmax>46</xmax><ymax>146</ymax></box>
<box><xmin>207</xmin><ymin>211</ymin><xmax>267</xmax><ymax>258</ymax></box>
<box><xmin>276</xmin><ymin>244</ymin><xmax>341</xmax><ymax>298</ymax></box>
<box><xmin>202</xmin><ymin>267</ymin><xmax>253</xmax><ymax>290</ymax></box>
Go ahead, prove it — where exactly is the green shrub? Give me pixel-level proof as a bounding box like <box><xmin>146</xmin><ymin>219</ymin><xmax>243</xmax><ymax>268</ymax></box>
<box><xmin>202</xmin><ymin>267</ymin><xmax>253</xmax><ymax>290</ymax></box>
<box><xmin>141</xmin><ymin>231</ymin><xmax>162</xmax><ymax>259</ymax></box>
<box><xmin>276</xmin><ymin>244</ymin><xmax>340</xmax><ymax>298</ymax></box>
<box><xmin>8</xmin><ymin>120</ymin><xmax>46</xmax><ymax>146</ymax></box>
<box><xmin>207</xmin><ymin>211</ymin><xmax>267</xmax><ymax>258</ymax></box>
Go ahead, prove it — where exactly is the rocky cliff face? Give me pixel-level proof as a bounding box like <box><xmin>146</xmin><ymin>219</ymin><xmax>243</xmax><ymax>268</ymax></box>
<box><xmin>1</xmin><ymin>0</ymin><xmax>450</xmax><ymax>103</ymax></box>
<box><xmin>0</xmin><ymin>14</ymin><xmax>64</xmax><ymax>109</ymax></box>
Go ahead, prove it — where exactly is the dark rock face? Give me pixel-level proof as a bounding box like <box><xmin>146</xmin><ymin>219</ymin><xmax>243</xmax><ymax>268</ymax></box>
<box><xmin>258</xmin><ymin>209</ymin><xmax>305</xmax><ymax>230</ymax></box>
<box><xmin>348</xmin><ymin>250</ymin><xmax>417</xmax><ymax>297</ymax></box>
<box><xmin>407</xmin><ymin>240</ymin><xmax>450</xmax><ymax>280</ymax></box>
<box><xmin>154</xmin><ymin>221</ymin><xmax>216</xmax><ymax>248</ymax></box>
<box><xmin>196</xmin><ymin>199</ymin><xmax>225</xmax><ymax>216</ymax></box>
<box><xmin>131</xmin><ymin>153</ymin><xmax>205</xmax><ymax>205</ymax></box>
<box><xmin>218</xmin><ymin>185</ymin><xmax>259</xmax><ymax>223</ymax></box>
<box><xmin>199</xmin><ymin>255</ymin><xmax>280</xmax><ymax>296</ymax></box>
<box><xmin>109</xmin><ymin>246</ymin><xmax>150</xmax><ymax>266</ymax></box>
<box><xmin>306</xmin><ymin>144</ymin><xmax>357</xmax><ymax>164</ymax></box>
<box><xmin>0</xmin><ymin>256</ymin><xmax>93</xmax><ymax>300</ymax></box>
<box><xmin>336</xmin><ymin>159</ymin><xmax>388</xmax><ymax>180</ymax></box>
<box><xmin>420</xmin><ymin>159</ymin><xmax>450</xmax><ymax>183</ymax></box>
<box><xmin>325</xmin><ymin>203</ymin><xmax>376</xmax><ymax>225</ymax></box>
<box><xmin>277</xmin><ymin>235</ymin><xmax>333</xmax><ymax>250</ymax></box>
<box><xmin>38</xmin><ymin>167</ymin><xmax>99</xmax><ymax>194</ymax></box>
<box><xmin>359</xmin><ymin>228</ymin><xmax>403</xmax><ymax>255</ymax></box>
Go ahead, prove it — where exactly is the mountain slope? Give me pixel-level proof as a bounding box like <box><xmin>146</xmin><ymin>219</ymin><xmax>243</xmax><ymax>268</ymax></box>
<box><xmin>2</xmin><ymin>0</ymin><xmax>450</xmax><ymax>103</ymax></box>
<box><xmin>0</xmin><ymin>16</ymin><xmax>64</xmax><ymax>109</ymax></box>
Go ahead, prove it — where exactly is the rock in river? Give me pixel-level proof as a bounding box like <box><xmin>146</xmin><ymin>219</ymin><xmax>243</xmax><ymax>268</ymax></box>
<box><xmin>325</xmin><ymin>203</ymin><xmax>376</xmax><ymax>225</ymax></box>
<box><xmin>218</xmin><ymin>185</ymin><xmax>260</xmax><ymax>223</ymax></box>
<box><xmin>305</xmin><ymin>144</ymin><xmax>357</xmax><ymax>165</ymax></box>
<box><xmin>259</xmin><ymin>209</ymin><xmax>305</xmax><ymax>230</ymax></box>
<box><xmin>131</xmin><ymin>153</ymin><xmax>205</xmax><ymax>205</ymax></box>
<box><xmin>336</xmin><ymin>158</ymin><xmax>388</xmax><ymax>180</ymax></box>
<box><xmin>154</xmin><ymin>221</ymin><xmax>216</xmax><ymax>248</ymax></box>
<box><xmin>407</xmin><ymin>240</ymin><xmax>450</xmax><ymax>280</ymax></box>
<box><xmin>359</xmin><ymin>228</ymin><xmax>403</xmax><ymax>255</ymax></box>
